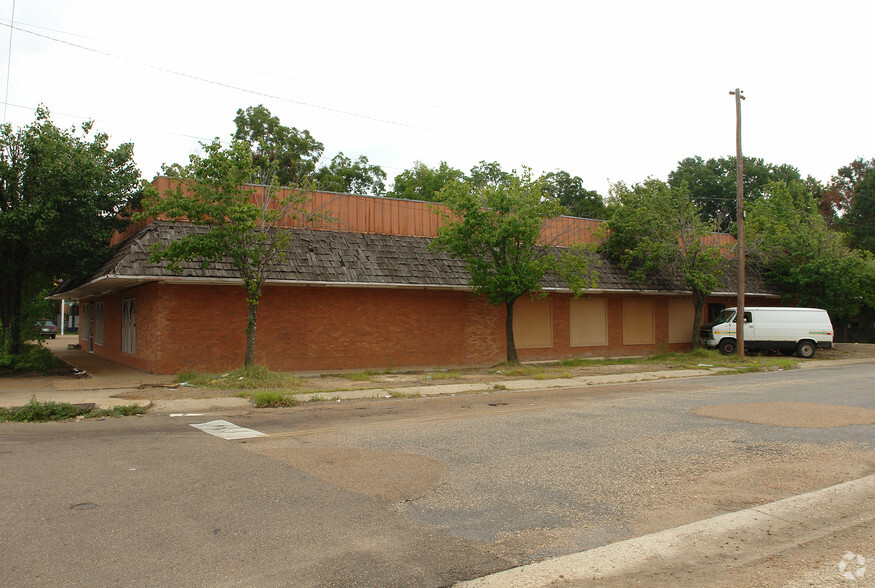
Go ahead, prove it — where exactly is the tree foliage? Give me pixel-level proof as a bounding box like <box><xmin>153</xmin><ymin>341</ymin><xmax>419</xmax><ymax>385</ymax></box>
<box><xmin>747</xmin><ymin>181</ymin><xmax>875</xmax><ymax>322</ymax></box>
<box><xmin>820</xmin><ymin>158</ymin><xmax>875</xmax><ymax>253</ymax></box>
<box><xmin>233</xmin><ymin>104</ymin><xmax>385</xmax><ymax>195</ymax></box>
<box><xmin>233</xmin><ymin>105</ymin><xmax>324</xmax><ymax>186</ymax></box>
<box><xmin>431</xmin><ymin>169</ymin><xmax>597</xmax><ymax>364</ymax></box>
<box><xmin>542</xmin><ymin>170</ymin><xmax>607</xmax><ymax>219</ymax></box>
<box><xmin>0</xmin><ymin>107</ymin><xmax>140</xmax><ymax>354</ymax></box>
<box><xmin>387</xmin><ymin>161</ymin><xmax>465</xmax><ymax>202</ymax></box>
<box><xmin>139</xmin><ymin>139</ymin><xmax>325</xmax><ymax>367</ymax></box>
<box><xmin>668</xmin><ymin>155</ymin><xmax>802</xmax><ymax>230</ymax></box>
<box><xmin>602</xmin><ymin>179</ymin><xmax>728</xmax><ymax>346</ymax></box>
<box><xmin>314</xmin><ymin>152</ymin><xmax>387</xmax><ymax>195</ymax></box>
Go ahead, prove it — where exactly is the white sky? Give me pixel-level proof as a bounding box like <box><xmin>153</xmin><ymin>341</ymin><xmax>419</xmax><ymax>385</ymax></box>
<box><xmin>1</xmin><ymin>0</ymin><xmax>872</xmax><ymax>196</ymax></box>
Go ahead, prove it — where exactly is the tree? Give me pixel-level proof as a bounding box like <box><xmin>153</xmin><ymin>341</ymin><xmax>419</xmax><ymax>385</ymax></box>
<box><xmin>541</xmin><ymin>170</ymin><xmax>607</xmax><ymax>219</ymax></box>
<box><xmin>668</xmin><ymin>155</ymin><xmax>802</xmax><ymax>230</ymax></box>
<box><xmin>468</xmin><ymin>160</ymin><xmax>512</xmax><ymax>189</ymax></box>
<box><xmin>139</xmin><ymin>139</ymin><xmax>325</xmax><ymax>367</ymax></box>
<box><xmin>602</xmin><ymin>179</ymin><xmax>728</xmax><ymax>347</ymax></box>
<box><xmin>387</xmin><ymin>161</ymin><xmax>465</xmax><ymax>202</ymax></box>
<box><xmin>431</xmin><ymin>169</ymin><xmax>597</xmax><ymax>364</ymax></box>
<box><xmin>314</xmin><ymin>152</ymin><xmax>387</xmax><ymax>195</ymax></box>
<box><xmin>233</xmin><ymin>104</ymin><xmax>324</xmax><ymax>186</ymax></box>
<box><xmin>821</xmin><ymin>158</ymin><xmax>875</xmax><ymax>253</ymax></box>
<box><xmin>747</xmin><ymin>180</ymin><xmax>875</xmax><ymax>325</ymax></box>
<box><xmin>0</xmin><ymin>107</ymin><xmax>140</xmax><ymax>355</ymax></box>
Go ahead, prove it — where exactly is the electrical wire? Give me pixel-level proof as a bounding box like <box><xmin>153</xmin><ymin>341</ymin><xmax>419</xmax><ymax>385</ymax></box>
<box><xmin>0</xmin><ymin>22</ymin><xmax>433</xmax><ymax>132</ymax></box>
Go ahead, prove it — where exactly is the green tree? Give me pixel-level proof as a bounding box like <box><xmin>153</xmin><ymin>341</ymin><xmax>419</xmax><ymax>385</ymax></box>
<box><xmin>747</xmin><ymin>180</ymin><xmax>875</xmax><ymax>324</ymax></box>
<box><xmin>0</xmin><ymin>107</ymin><xmax>140</xmax><ymax>355</ymax></box>
<box><xmin>138</xmin><ymin>139</ymin><xmax>326</xmax><ymax>367</ymax></box>
<box><xmin>821</xmin><ymin>158</ymin><xmax>875</xmax><ymax>253</ymax></box>
<box><xmin>431</xmin><ymin>169</ymin><xmax>597</xmax><ymax>364</ymax></box>
<box><xmin>602</xmin><ymin>179</ymin><xmax>728</xmax><ymax>347</ymax></box>
<box><xmin>468</xmin><ymin>160</ymin><xmax>512</xmax><ymax>189</ymax></box>
<box><xmin>387</xmin><ymin>161</ymin><xmax>465</xmax><ymax>202</ymax></box>
<box><xmin>541</xmin><ymin>170</ymin><xmax>607</xmax><ymax>219</ymax></box>
<box><xmin>668</xmin><ymin>155</ymin><xmax>802</xmax><ymax>230</ymax></box>
<box><xmin>314</xmin><ymin>152</ymin><xmax>387</xmax><ymax>195</ymax></box>
<box><xmin>233</xmin><ymin>104</ymin><xmax>324</xmax><ymax>186</ymax></box>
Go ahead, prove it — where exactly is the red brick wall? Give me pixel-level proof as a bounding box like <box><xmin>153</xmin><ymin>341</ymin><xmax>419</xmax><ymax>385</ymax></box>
<box><xmin>81</xmin><ymin>284</ymin><xmax>778</xmax><ymax>374</ymax></box>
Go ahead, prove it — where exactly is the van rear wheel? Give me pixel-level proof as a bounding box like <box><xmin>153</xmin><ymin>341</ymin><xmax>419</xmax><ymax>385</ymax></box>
<box><xmin>718</xmin><ymin>338</ymin><xmax>736</xmax><ymax>355</ymax></box>
<box><xmin>796</xmin><ymin>340</ymin><xmax>816</xmax><ymax>359</ymax></box>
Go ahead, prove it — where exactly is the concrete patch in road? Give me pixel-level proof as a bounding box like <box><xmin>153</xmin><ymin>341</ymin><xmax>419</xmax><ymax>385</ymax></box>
<box><xmin>190</xmin><ymin>420</ymin><xmax>267</xmax><ymax>440</ymax></box>
<box><xmin>690</xmin><ymin>401</ymin><xmax>875</xmax><ymax>428</ymax></box>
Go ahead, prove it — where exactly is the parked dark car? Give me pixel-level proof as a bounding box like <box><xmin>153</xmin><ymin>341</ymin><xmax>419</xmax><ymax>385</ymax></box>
<box><xmin>35</xmin><ymin>320</ymin><xmax>58</xmax><ymax>339</ymax></box>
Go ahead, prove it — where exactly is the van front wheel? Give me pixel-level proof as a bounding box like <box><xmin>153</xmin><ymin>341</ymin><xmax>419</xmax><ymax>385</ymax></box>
<box><xmin>796</xmin><ymin>340</ymin><xmax>816</xmax><ymax>359</ymax></box>
<box><xmin>718</xmin><ymin>338</ymin><xmax>736</xmax><ymax>355</ymax></box>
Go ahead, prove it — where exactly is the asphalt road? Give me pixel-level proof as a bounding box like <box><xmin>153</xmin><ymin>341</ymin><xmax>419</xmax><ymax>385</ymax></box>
<box><xmin>1</xmin><ymin>363</ymin><xmax>873</xmax><ymax>587</ymax></box>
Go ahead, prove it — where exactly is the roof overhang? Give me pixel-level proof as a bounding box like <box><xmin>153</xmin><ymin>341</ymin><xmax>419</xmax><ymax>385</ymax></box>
<box><xmin>50</xmin><ymin>274</ymin><xmax>781</xmax><ymax>301</ymax></box>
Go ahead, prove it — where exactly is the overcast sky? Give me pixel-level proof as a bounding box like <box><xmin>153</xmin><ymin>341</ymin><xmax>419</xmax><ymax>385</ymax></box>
<box><xmin>2</xmin><ymin>0</ymin><xmax>872</xmax><ymax>196</ymax></box>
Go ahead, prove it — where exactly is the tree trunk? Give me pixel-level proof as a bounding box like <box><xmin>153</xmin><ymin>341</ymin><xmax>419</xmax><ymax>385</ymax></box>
<box><xmin>505</xmin><ymin>298</ymin><xmax>519</xmax><ymax>365</ymax></box>
<box><xmin>244</xmin><ymin>297</ymin><xmax>259</xmax><ymax>368</ymax></box>
<box><xmin>690</xmin><ymin>289</ymin><xmax>707</xmax><ymax>349</ymax></box>
<box><xmin>0</xmin><ymin>273</ymin><xmax>23</xmax><ymax>355</ymax></box>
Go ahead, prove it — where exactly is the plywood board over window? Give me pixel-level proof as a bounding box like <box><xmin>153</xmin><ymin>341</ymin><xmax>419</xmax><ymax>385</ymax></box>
<box><xmin>623</xmin><ymin>298</ymin><xmax>655</xmax><ymax>345</ymax></box>
<box><xmin>668</xmin><ymin>298</ymin><xmax>695</xmax><ymax>343</ymax></box>
<box><xmin>570</xmin><ymin>297</ymin><xmax>608</xmax><ymax>347</ymax></box>
<box><xmin>513</xmin><ymin>296</ymin><xmax>553</xmax><ymax>349</ymax></box>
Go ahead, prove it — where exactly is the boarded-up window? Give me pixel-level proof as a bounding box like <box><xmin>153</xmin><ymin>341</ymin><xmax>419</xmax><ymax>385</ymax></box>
<box><xmin>95</xmin><ymin>302</ymin><xmax>104</xmax><ymax>346</ymax></box>
<box><xmin>668</xmin><ymin>299</ymin><xmax>695</xmax><ymax>343</ymax></box>
<box><xmin>80</xmin><ymin>304</ymin><xmax>90</xmax><ymax>342</ymax></box>
<box><xmin>570</xmin><ymin>298</ymin><xmax>608</xmax><ymax>347</ymax></box>
<box><xmin>513</xmin><ymin>296</ymin><xmax>553</xmax><ymax>349</ymax></box>
<box><xmin>623</xmin><ymin>298</ymin><xmax>655</xmax><ymax>345</ymax></box>
<box><xmin>122</xmin><ymin>298</ymin><xmax>136</xmax><ymax>355</ymax></box>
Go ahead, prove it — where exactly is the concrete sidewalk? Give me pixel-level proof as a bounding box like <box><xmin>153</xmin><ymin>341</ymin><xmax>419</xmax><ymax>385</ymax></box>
<box><xmin>457</xmin><ymin>474</ymin><xmax>875</xmax><ymax>587</ymax></box>
<box><xmin>3</xmin><ymin>336</ymin><xmax>874</xmax><ymax>413</ymax></box>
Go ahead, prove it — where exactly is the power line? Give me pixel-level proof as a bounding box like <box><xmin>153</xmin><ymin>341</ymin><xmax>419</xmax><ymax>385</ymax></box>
<box><xmin>0</xmin><ymin>22</ymin><xmax>434</xmax><ymax>133</ymax></box>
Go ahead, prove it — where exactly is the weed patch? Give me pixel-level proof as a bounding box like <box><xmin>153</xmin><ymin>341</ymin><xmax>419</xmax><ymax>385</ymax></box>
<box><xmin>241</xmin><ymin>390</ymin><xmax>298</xmax><ymax>408</ymax></box>
<box><xmin>0</xmin><ymin>397</ymin><xmax>146</xmax><ymax>422</ymax></box>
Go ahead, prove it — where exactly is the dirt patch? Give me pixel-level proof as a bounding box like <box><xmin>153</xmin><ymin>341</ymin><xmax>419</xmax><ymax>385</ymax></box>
<box><xmin>248</xmin><ymin>445</ymin><xmax>447</xmax><ymax>502</ymax></box>
<box><xmin>690</xmin><ymin>402</ymin><xmax>875</xmax><ymax>428</ymax></box>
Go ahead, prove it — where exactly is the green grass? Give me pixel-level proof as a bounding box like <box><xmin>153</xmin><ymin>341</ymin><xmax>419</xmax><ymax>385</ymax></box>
<box><xmin>175</xmin><ymin>366</ymin><xmax>302</xmax><ymax>390</ymax></box>
<box><xmin>0</xmin><ymin>397</ymin><xmax>146</xmax><ymax>422</ymax></box>
<box><xmin>423</xmin><ymin>371</ymin><xmax>461</xmax><ymax>380</ymax></box>
<box><xmin>338</xmin><ymin>370</ymin><xmax>378</xmax><ymax>381</ymax></box>
<box><xmin>240</xmin><ymin>390</ymin><xmax>298</xmax><ymax>408</ymax></box>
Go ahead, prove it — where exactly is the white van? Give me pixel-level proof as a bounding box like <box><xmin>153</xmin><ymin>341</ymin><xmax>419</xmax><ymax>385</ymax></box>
<box><xmin>700</xmin><ymin>307</ymin><xmax>833</xmax><ymax>358</ymax></box>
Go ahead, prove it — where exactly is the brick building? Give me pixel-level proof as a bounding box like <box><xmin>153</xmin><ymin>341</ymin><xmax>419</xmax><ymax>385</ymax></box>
<box><xmin>51</xmin><ymin>178</ymin><xmax>778</xmax><ymax>374</ymax></box>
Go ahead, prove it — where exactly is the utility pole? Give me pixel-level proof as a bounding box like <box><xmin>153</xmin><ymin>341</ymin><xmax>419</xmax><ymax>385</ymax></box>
<box><xmin>730</xmin><ymin>88</ymin><xmax>745</xmax><ymax>358</ymax></box>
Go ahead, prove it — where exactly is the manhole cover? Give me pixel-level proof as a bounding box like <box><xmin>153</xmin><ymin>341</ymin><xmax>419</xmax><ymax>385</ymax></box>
<box><xmin>70</xmin><ymin>503</ymin><xmax>97</xmax><ymax>510</ymax></box>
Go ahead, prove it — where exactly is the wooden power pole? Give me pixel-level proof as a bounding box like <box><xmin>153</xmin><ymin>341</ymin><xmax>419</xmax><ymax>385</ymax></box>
<box><xmin>730</xmin><ymin>88</ymin><xmax>745</xmax><ymax>358</ymax></box>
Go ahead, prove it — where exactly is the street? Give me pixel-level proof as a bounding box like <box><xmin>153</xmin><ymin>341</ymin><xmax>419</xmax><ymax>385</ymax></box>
<box><xmin>1</xmin><ymin>363</ymin><xmax>873</xmax><ymax>586</ymax></box>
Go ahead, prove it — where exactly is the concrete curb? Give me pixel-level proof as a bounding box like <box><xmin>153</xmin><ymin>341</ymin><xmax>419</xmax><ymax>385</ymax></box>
<box><xmin>455</xmin><ymin>474</ymin><xmax>875</xmax><ymax>587</ymax></box>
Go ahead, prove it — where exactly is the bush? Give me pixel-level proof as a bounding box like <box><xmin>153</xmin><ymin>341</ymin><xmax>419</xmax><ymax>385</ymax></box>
<box><xmin>0</xmin><ymin>343</ymin><xmax>66</xmax><ymax>373</ymax></box>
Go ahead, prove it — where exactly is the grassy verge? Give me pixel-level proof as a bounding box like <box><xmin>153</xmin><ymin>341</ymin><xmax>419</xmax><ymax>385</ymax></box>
<box><xmin>175</xmin><ymin>365</ymin><xmax>302</xmax><ymax>390</ymax></box>
<box><xmin>0</xmin><ymin>397</ymin><xmax>146</xmax><ymax>422</ymax></box>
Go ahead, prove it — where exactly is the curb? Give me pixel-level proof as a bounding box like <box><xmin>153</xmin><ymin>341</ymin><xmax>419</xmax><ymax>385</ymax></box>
<box><xmin>455</xmin><ymin>474</ymin><xmax>875</xmax><ymax>587</ymax></box>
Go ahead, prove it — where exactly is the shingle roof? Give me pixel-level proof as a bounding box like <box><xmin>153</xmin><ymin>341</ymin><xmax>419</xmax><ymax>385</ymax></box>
<box><xmin>52</xmin><ymin>221</ymin><xmax>778</xmax><ymax>298</ymax></box>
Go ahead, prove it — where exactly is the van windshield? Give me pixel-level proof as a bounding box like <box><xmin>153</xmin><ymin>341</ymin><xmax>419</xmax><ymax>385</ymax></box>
<box><xmin>715</xmin><ymin>309</ymin><xmax>736</xmax><ymax>324</ymax></box>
